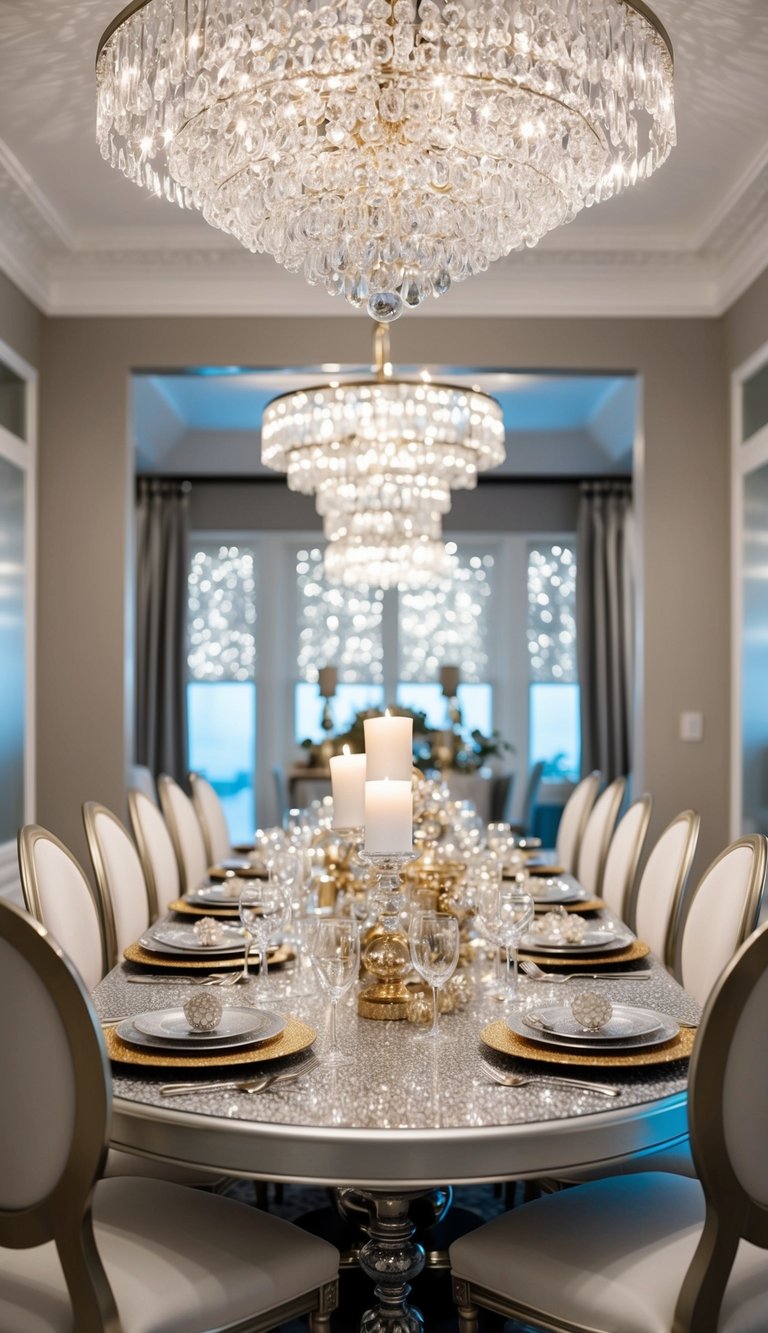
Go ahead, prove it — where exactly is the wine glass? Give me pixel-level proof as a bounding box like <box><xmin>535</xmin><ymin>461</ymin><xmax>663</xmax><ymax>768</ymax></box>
<box><xmin>310</xmin><ymin>918</ymin><xmax>360</xmax><ymax>1065</ymax></box>
<box><xmin>238</xmin><ymin>879</ymin><xmax>291</xmax><ymax>984</ymax></box>
<box><xmin>494</xmin><ymin>884</ymin><xmax>534</xmax><ymax>1002</ymax></box>
<box><xmin>408</xmin><ymin>911</ymin><xmax>460</xmax><ymax>1039</ymax></box>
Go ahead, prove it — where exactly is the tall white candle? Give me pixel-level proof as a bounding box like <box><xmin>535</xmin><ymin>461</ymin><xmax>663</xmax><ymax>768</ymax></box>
<box><xmin>364</xmin><ymin>780</ymin><xmax>413</xmax><ymax>854</ymax></box>
<box><xmin>329</xmin><ymin>745</ymin><xmax>366</xmax><ymax>829</ymax></box>
<box><xmin>364</xmin><ymin>712</ymin><xmax>413</xmax><ymax>781</ymax></box>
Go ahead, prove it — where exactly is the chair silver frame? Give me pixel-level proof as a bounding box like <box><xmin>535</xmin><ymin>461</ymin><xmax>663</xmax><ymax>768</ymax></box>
<box><xmin>82</xmin><ymin>801</ymin><xmax>153</xmax><ymax>971</ymax></box>
<box><xmin>671</xmin><ymin>833</ymin><xmax>768</xmax><ymax>985</ymax></box>
<box><xmin>627</xmin><ymin>807</ymin><xmax>700</xmax><ymax>969</ymax></box>
<box><xmin>557</xmin><ymin>770</ymin><xmax>601</xmax><ymax>872</ymax></box>
<box><xmin>127</xmin><ymin>787</ymin><xmax>162</xmax><ymax>922</ymax></box>
<box><xmin>451</xmin><ymin>920</ymin><xmax>768</xmax><ymax>1333</ymax></box>
<box><xmin>157</xmin><ymin>773</ymin><xmax>205</xmax><ymax>894</ymax></box>
<box><xmin>17</xmin><ymin>824</ymin><xmax>111</xmax><ymax>981</ymax></box>
<box><xmin>0</xmin><ymin>898</ymin><xmax>338</xmax><ymax>1333</ymax></box>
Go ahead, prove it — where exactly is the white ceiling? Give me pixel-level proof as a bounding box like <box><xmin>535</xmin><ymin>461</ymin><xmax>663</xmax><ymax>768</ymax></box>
<box><xmin>1</xmin><ymin>0</ymin><xmax>767</xmax><ymax>317</ymax></box>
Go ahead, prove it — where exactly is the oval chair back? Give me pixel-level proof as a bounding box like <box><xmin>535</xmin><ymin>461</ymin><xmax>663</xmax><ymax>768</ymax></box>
<box><xmin>82</xmin><ymin>803</ymin><xmax>152</xmax><ymax>969</ymax></box>
<box><xmin>17</xmin><ymin>825</ymin><xmax>108</xmax><ymax>990</ymax></box>
<box><xmin>157</xmin><ymin>774</ymin><xmax>209</xmax><ymax>894</ymax></box>
<box><xmin>631</xmin><ymin>809</ymin><xmax>699</xmax><ymax>968</ymax></box>
<box><xmin>189</xmin><ymin>771</ymin><xmax>231</xmax><ymax>864</ymax></box>
<box><xmin>128</xmin><ymin>788</ymin><xmax>181</xmax><ymax>920</ymax></box>
<box><xmin>677</xmin><ymin>835</ymin><xmax>768</xmax><ymax>1007</ymax></box>
<box><xmin>600</xmin><ymin>794</ymin><xmax>652</xmax><ymax>922</ymax></box>
<box><xmin>576</xmin><ymin>776</ymin><xmax>626</xmax><ymax>898</ymax></box>
<box><xmin>555</xmin><ymin>771</ymin><xmax>601</xmax><ymax>873</ymax></box>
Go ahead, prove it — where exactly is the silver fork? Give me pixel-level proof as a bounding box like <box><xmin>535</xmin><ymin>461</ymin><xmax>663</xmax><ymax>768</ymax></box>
<box><xmin>479</xmin><ymin>1057</ymin><xmax>619</xmax><ymax>1098</ymax></box>
<box><xmin>158</xmin><ymin>1054</ymin><xmax>319</xmax><ymax>1097</ymax></box>
<box><xmin>125</xmin><ymin>972</ymin><xmax>242</xmax><ymax>987</ymax></box>
<box><xmin>520</xmin><ymin>959</ymin><xmax>652</xmax><ymax>983</ymax></box>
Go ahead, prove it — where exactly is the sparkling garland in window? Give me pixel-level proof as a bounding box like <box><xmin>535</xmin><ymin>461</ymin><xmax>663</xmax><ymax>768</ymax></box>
<box><xmin>527</xmin><ymin>542</ymin><xmax>576</xmax><ymax>683</ymax></box>
<box><xmin>297</xmin><ymin>547</ymin><xmax>384</xmax><ymax>683</ymax></box>
<box><xmin>399</xmin><ymin>547</ymin><xmax>494</xmax><ymax>682</ymax></box>
<box><xmin>188</xmin><ymin>545</ymin><xmax>257</xmax><ymax>681</ymax></box>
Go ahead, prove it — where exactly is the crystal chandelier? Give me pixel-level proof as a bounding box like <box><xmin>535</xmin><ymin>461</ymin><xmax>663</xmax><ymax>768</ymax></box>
<box><xmin>97</xmin><ymin>0</ymin><xmax>675</xmax><ymax>321</ymax></box>
<box><xmin>261</xmin><ymin>324</ymin><xmax>505</xmax><ymax>588</ymax></box>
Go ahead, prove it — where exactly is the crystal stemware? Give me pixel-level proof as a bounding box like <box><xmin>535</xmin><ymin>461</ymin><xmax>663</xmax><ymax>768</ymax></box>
<box><xmin>238</xmin><ymin>879</ymin><xmax>291</xmax><ymax>984</ymax></box>
<box><xmin>408</xmin><ymin>911</ymin><xmax>460</xmax><ymax>1040</ymax></box>
<box><xmin>310</xmin><ymin>918</ymin><xmax>360</xmax><ymax>1065</ymax></box>
<box><xmin>494</xmin><ymin>884</ymin><xmax>535</xmax><ymax>1003</ymax></box>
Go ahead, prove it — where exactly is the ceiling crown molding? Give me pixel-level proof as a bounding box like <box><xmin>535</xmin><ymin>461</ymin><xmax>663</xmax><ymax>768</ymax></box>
<box><xmin>0</xmin><ymin>132</ymin><xmax>766</xmax><ymax>320</ymax></box>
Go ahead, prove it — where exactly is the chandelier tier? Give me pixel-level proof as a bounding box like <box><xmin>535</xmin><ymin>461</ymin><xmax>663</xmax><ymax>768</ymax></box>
<box><xmin>261</xmin><ymin>323</ymin><xmax>505</xmax><ymax>587</ymax></box>
<box><xmin>97</xmin><ymin>0</ymin><xmax>675</xmax><ymax>320</ymax></box>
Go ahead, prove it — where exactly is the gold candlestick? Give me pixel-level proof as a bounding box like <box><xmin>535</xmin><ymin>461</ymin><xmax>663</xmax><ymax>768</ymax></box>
<box><xmin>357</xmin><ymin>852</ymin><xmax>418</xmax><ymax>1021</ymax></box>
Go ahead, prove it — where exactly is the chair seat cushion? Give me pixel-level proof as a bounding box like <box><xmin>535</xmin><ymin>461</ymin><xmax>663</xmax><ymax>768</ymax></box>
<box><xmin>450</xmin><ymin>1174</ymin><xmax>768</xmax><ymax>1333</ymax></box>
<box><xmin>0</xmin><ymin>1177</ymin><xmax>338</xmax><ymax>1333</ymax></box>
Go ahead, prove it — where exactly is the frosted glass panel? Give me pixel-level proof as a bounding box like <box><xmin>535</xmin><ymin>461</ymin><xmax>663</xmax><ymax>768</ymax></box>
<box><xmin>0</xmin><ymin>456</ymin><xmax>25</xmax><ymax>843</ymax></box>
<box><xmin>741</xmin><ymin>462</ymin><xmax>768</xmax><ymax>834</ymax></box>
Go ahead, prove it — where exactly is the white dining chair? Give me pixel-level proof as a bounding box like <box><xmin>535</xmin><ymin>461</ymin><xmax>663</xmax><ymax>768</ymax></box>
<box><xmin>631</xmin><ymin>809</ymin><xmax>700</xmax><ymax>969</ymax></box>
<box><xmin>82</xmin><ymin>802</ymin><xmax>152</xmax><ymax>970</ymax></box>
<box><xmin>450</xmin><ymin>920</ymin><xmax>768</xmax><ymax>1333</ymax></box>
<box><xmin>17</xmin><ymin>824</ymin><xmax>222</xmax><ymax>1188</ymax></box>
<box><xmin>0</xmin><ymin>897</ymin><xmax>339</xmax><ymax>1333</ymax></box>
<box><xmin>18</xmin><ymin>824</ymin><xmax>108</xmax><ymax>991</ymax></box>
<box><xmin>128</xmin><ymin>787</ymin><xmax>181</xmax><ymax>920</ymax></box>
<box><xmin>677</xmin><ymin>834</ymin><xmax>768</xmax><ymax>1007</ymax></box>
<box><xmin>575</xmin><ymin>776</ymin><xmax>626</xmax><ymax>897</ymax></box>
<box><xmin>600</xmin><ymin>794</ymin><xmax>653</xmax><ymax>922</ymax></box>
<box><xmin>189</xmin><ymin>770</ymin><xmax>234</xmax><ymax>863</ymax></box>
<box><xmin>157</xmin><ymin>773</ymin><xmax>209</xmax><ymax>894</ymax></box>
<box><xmin>554</xmin><ymin>770</ymin><xmax>601</xmax><ymax>873</ymax></box>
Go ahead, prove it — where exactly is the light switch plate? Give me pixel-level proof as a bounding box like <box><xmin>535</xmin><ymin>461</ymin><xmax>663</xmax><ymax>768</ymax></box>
<box><xmin>680</xmin><ymin>711</ymin><xmax>704</xmax><ymax>742</ymax></box>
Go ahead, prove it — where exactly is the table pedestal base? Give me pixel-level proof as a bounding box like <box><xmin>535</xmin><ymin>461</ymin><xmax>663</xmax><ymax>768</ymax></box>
<box><xmin>357</xmin><ymin>1189</ymin><xmax>427</xmax><ymax>1333</ymax></box>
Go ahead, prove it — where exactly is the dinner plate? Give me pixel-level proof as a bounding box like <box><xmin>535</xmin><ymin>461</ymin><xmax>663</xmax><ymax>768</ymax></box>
<box><xmin>521</xmin><ymin>927</ymin><xmax>630</xmax><ymax>954</ymax></box>
<box><xmin>187</xmin><ymin>883</ymin><xmax>245</xmax><ymax>906</ymax></box>
<box><xmin>140</xmin><ymin>923</ymin><xmax>247</xmax><ymax>956</ymax></box>
<box><xmin>526</xmin><ymin>879</ymin><xmax>586</xmax><ymax>906</ymax></box>
<box><xmin>209</xmin><ymin>862</ymin><xmax>266</xmax><ymax>880</ymax></box>
<box><xmin>481</xmin><ymin>1019</ymin><xmax>694</xmax><ymax>1069</ymax></box>
<box><xmin>132</xmin><ymin>1006</ymin><xmax>282</xmax><ymax>1044</ymax></box>
<box><xmin>520</xmin><ymin>1003</ymin><xmax>666</xmax><ymax>1042</ymax></box>
<box><xmin>504</xmin><ymin>1009</ymin><xmax>681</xmax><ymax>1055</ymax></box>
<box><xmin>104</xmin><ymin>1015</ymin><xmax>315</xmax><ymax>1068</ymax></box>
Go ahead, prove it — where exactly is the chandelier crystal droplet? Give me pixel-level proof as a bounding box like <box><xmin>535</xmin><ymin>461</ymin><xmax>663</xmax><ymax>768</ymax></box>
<box><xmin>97</xmin><ymin>0</ymin><xmax>674</xmax><ymax>317</ymax></box>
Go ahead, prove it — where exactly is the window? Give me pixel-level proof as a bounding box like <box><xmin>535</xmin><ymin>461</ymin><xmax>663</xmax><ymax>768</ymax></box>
<box><xmin>187</xmin><ymin>544</ymin><xmax>257</xmax><ymax>841</ymax></box>
<box><xmin>527</xmin><ymin>541</ymin><xmax>580</xmax><ymax>780</ymax></box>
<box><xmin>292</xmin><ymin>542</ymin><xmax>497</xmax><ymax>745</ymax></box>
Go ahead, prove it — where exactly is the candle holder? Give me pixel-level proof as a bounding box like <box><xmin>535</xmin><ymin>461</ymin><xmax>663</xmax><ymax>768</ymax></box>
<box><xmin>358</xmin><ymin>851</ymin><xmax>418</xmax><ymax>1021</ymax></box>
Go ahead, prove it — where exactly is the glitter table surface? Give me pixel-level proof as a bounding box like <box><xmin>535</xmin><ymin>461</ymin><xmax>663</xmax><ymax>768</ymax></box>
<box><xmin>95</xmin><ymin>934</ymin><xmax>699</xmax><ymax>1188</ymax></box>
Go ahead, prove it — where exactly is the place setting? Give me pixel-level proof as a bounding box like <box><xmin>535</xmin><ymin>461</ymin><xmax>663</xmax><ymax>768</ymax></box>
<box><xmin>481</xmin><ymin>986</ymin><xmax>696</xmax><ymax>1071</ymax></box>
<box><xmin>102</xmin><ymin>986</ymin><xmax>317</xmax><ymax>1071</ymax></box>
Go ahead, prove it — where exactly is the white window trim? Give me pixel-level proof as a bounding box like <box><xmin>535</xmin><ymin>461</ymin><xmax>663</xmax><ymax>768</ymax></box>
<box><xmin>0</xmin><ymin>336</ymin><xmax>37</xmax><ymax>903</ymax></box>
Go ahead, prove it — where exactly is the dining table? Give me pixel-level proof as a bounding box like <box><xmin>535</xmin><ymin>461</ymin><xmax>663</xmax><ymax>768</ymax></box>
<box><xmin>93</xmin><ymin>897</ymin><xmax>700</xmax><ymax>1333</ymax></box>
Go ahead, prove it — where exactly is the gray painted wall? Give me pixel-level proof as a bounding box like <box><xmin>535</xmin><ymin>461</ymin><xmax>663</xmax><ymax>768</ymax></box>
<box><xmin>38</xmin><ymin>312</ymin><xmax>729</xmax><ymax>876</ymax></box>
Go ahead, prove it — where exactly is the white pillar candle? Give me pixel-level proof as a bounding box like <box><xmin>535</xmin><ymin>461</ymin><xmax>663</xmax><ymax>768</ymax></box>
<box><xmin>364</xmin><ymin>712</ymin><xmax>413</xmax><ymax>781</ymax></box>
<box><xmin>329</xmin><ymin>745</ymin><xmax>366</xmax><ymax>829</ymax></box>
<box><xmin>364</xmin><ymin>780</ymin><xmax>413</xmax><ymax>854</ymax></box>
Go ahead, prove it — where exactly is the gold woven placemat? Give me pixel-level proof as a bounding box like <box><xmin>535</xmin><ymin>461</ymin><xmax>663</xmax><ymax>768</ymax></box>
<box><xmin>533</xmin><ymin>897</ymin><xmax>605</xmax><ymax>914</ymax></box>
<box><xmin>519</xmin><ymin>939</ymin><xmax>650</xmax><ymax>968</ymax></box>
<box><xmin>481</xmin><ymin>1019</ymin><xmax>695</xmax><ymax>1069</ymax></box>
<box><xmin>123</xmin><ymin>942</ymin><xmax>295</xmax><ymax>970</ymax></box>
<box><xmin>104</xmin><ymin>1016</ymin><xmax>316</xmax><ymax>1069</ymax></box>
<box><xmin>170</xmin><ymin>899</ymin><xmax>240</xmax><ymax>917</ymax></box>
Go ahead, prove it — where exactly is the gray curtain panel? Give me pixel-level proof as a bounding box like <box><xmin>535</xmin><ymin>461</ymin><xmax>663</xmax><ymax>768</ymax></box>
<box><xmin>577</xmin><ymin>482</ymin><xmax>634</xmax><ymax>782</ymax></box>
<box><xmin>135</xmin><ymin>478</ymin><xmax>190</xmax><ymax>782</ymax></box>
